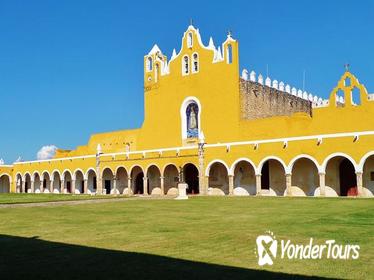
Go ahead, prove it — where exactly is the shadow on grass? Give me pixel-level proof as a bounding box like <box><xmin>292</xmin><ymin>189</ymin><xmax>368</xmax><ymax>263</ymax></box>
<box><xmin>0</xmin><ymin>235</ymin><xmax>334</xmax><ymax>280</ymax></box>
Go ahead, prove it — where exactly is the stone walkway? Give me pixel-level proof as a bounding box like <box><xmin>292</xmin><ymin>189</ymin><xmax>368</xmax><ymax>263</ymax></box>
<box><xmin>0</xmin><ymin>196</ymin><xmax>173</xmax><ymax>209</ymax></box>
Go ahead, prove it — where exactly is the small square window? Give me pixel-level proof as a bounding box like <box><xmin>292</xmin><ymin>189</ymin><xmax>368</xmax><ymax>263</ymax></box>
<box><xmin>370</xmin><ymin>172</ymin><xmax>374</xmax><ymax>181</ymax></box>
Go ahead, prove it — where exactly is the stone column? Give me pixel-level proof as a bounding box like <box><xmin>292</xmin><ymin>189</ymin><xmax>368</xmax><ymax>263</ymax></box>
<box><xmin>228</xmin><ymin>175</ymin><xmax>234</xmax><ymax>195</ymax></box>
<box><xmin>143</xmin><ymin>176</ymin><xmax>148</xmax><ymax>195</ymax></box>
<box><xmin>356</xmin><ymin>172</ymin><xmax>363</xmax><ymax>197</ymax></box>
<box><xmin>22</xmin><ymin>180</ymin><xmax>26</xmax><ymax>193</ymax></box>
<box><xmin>112</xmin><ymin>176</ymin><xmax>117</xmax><ymax>195</ymax></box>
<box><xmin>127</xmin><ymin>177</ymin><xmax>132</xmax><ymax>195</ymax></box>
<box><xmin>71</xmin><ymin>180</ymin><xmax>76</xmax><ymax>194</ymax></box>
<box><xmin>285</xmin><ymin>173</ymin><xmax>292</xmax><ymax>196</ymax></box>
<box><xmin>83</xmin><ymin>179</ymin><xmax>88</xmax><ymax>194</ymax></box>
<box><xmin>160</xmin><ymin>176</ymin><xmax>165</xmax><ymax>196</ymax></box>
<box><xmin>60</xmin><ymin>179</ymin><xmax>65</xmax><ymax>194</ymax></box>
<box><xmin>318</xmin><ymin>172</ymin><xmax>326</xmax><ymax>196</ymax></box>
<box><xmin>30</xmin><ymin>180</ymin><xmax>35</xmax><ymax>193</ymax></box>
<box><xmin>96</xmin><ymin>177</ymin><xmax>103</xmax><ymax>195</ymax></box>
<box><xmin>50</xmin><ymin>180</ymin><xmax>54</xmax><ymax>193</ymax></box>
<box><xmin>204</xmin><ymin>176</ymin><xmax>209</xmax><ymax>195</ymax></box>
<box><xmin>255</xmin><ymin>174</ymin><xmax>262</xmax><ymax>195</ymax></box>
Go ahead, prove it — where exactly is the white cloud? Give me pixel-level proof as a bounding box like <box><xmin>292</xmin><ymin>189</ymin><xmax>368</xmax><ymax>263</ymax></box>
<box><xmin>37</xmin><ymin>145</ymin><xmax>58</xmax><ymax>160</ymax></box>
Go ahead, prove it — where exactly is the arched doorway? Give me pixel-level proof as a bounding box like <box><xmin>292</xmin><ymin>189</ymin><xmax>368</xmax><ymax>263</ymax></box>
<box><xmin>260</xmin><ymin>159</ymin><xmax>286</xmax><ymax>196</ymax></box>
<box><xmin>102</xmin><ymin>168</ymin><xmax>114</xmax><ymax>195</ymax></box>
<box><xmin>24</xmin><ymin>173</ymin><xmax>31</xmax><ymax>193</ymax></box>
<box><xmin>135</xmin><ymin>172</ymin><xmax>144</xmax><ymax>194</ymax></box>
<box><xmin>147</xmin><ymin>165</ymin><xmax>161</xmax><ymax>195</ymax></box>
<box><xmin>33</xmin><ymin>173</ymin><xmax>42</xmax><ymax>193</ymax></box>
<box><xmin>291</xmin><ymin>158</ymin><xmax>319</xmax><ymax>196</ymax></box>
<box><xmin>16</xmin><ymin>174</ymin><xmax>22</xmax><ymax>193</ymax></box>
<box><xmin>184</xmin><ymin>163</ymin><xmax>199</xmax><ymax>194</ymax></box>
<box><xmin>0</xmin><ymin>175</ymin><xmax>10</xmax><ymax>193</ymax></box>
<box><xmin>208</xmin><ymin>162</ymin><xmax>229</xmax><ymax>195</ymax></box>
<box><xmin>325</xmin><ymin>156</ymin><xmax>357</xmax><ymax>196</ymax></box>
<box><xmin>362</xmin><ymin>154</ymin><xmax>374</xmax><ymax>195</ymax></box>
<box><xmin>339</xmin><ymin>159</ymin><xmax>357</xmax><ymax>196</ymax></box>
<box><xmin>232</xmin><ymin>160</ymin><xmax>256</xmax><ymax>195</ymax></box>
<box><xmin>86</xmin><ymin>169</ymin><xmax>97</xmax><ymax>194</ymax></box>
<box><xmin>74</xmin><ymin>170</ymin><xmax>84</xmax><ymax>194</ymax></box>
<box><xmin>52</xmin><ymin>172</ymin><xmax>61</xmax><ymax>193</ymax></box>
<box><xmin>116</xmin><ymin>167</ymin><xmax>128</xmax><ymax>195</ymax></box>
<box><xmin>163</xmin><ymin>164</ymin><xmax>179</xmax><ymax>195</ymax></box>
<box><xmin>42</xmin><ymin>172</ymin><xmax>51</xmax><ymax>193</ymax></box>
<box><xmin>63</xmin><ymin>171</ymin><xmax>73</xmax><ymax>194</ymax></box>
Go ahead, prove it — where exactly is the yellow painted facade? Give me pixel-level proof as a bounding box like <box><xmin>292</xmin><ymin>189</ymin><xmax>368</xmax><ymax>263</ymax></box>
<box><xmin>1</xmin><ymin>25</ymin><xmax>374</xmax><ymax>197</ymax></box>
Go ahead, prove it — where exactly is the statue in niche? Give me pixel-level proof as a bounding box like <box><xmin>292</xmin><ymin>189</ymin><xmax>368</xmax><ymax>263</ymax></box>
<box><xmin>187</xmin><ymin>103</ymin><xmax>199</xmax><ymax>138</ymax></box>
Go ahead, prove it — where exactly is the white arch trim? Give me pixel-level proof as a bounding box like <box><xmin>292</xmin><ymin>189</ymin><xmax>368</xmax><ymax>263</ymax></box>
<box><xmin>0</xmin><ymin>173</ymin><xmax>12</xmax><ymax>183</ymax></box>
<box><xmin>62</xmin><ymin>169</ymin><xmax>73</xmax><ymax>179</ymax></box>
<box><xmin>41</xmin><ymin>170</ymin><xmax>51</xmax><ymax>181</ymax></box>
<box><xmin>145</xmin><ymin>164</ymin><xmax>161</xmax><ymax>176</ymax></box>
<box><xmin>115</xmin><ymin>166</ymin><xmax>129</xmax><ymax>176</ymax></box>
<box><xmin>230</xmin><ymin>158</ymin><xmax>257</xmax><ymax>176</ymax></box>
<box><xmin>84</xmin><ymin>168</ymin><xmax>97</xmax><ymax>180</ymax></box>
<box><xmin>129</xmin><ymin>165</ymin><xmax>144</xmax><ymax>177</ymax></box>
<box><xmin>23</xmin><ymin>172</ymin><xmax>32</xmax><ymax>181</ymax></box>
<box><xmin>51</xmin><ymin>169</ymin><xmax>62</xmax><ymax>180</ymax></box>
<box><xmin>180</xmin><ymin>96</ymin><xmax>202</xmax><ymax>140</ymax></box>
<box><xmin>288</xmin><ymin>154</ymin><xmax>322</xmax><ymax>173</ymax></box>
<box><xmin>358</xmin><ymin>151</ymin><xmax>374</xmax><ymax>173</ymax></box>
<box><xmin>101</xmin><ymin>166</ymin><xmax>115</xmax><ymax>177</ymax></box>
<box><xmin>257</xmin><ymin>156</ymin><xmax>288</xmax><ymax>175</ymax></box>
<box><xmin>205</xmin><ymin>159</ymin><xmax>230</xmax><ymax>176</ymax></box>
<box><xmin>321</xmin><ymin>153</ymin><xmax>358</xmax><ymax>173</ymax></box>
<box><xmin>161</xmin><ymin>163</ymin><xmax>179</xmax><ymax>176</ymax></box>
<box><xmin>73</xmin><ymin>168</ymin><xmax>85</xmax><ymax>180</ymax></box>
<box><xmin>31</xmin><ymin>171</ymin><xmax>41</xmax><ymax>180</ymax></box>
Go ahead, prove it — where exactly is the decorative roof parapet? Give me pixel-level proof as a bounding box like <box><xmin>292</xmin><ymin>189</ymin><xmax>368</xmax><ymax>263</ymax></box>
<box><xmin>241</xmin><ymin>68</ymin><xmax>329</xmax><ymax>108</ymax></box>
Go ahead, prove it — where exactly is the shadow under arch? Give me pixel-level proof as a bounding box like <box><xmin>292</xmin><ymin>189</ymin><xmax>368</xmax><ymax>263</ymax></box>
<box><xmin>0</xmin><ymin>234</ymin><xmax>330</xmax><ymax>280</ymax></box>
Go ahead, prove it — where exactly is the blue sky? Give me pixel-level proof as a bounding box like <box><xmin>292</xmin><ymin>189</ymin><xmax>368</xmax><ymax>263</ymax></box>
<box><xmin>0</xmin><ymin>1</ymin><xmax>373</xmax><ymax>163</ymax></box>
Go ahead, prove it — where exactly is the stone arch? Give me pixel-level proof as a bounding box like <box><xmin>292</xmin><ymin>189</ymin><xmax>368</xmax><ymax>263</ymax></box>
<box><xmin>130</xmin><ymin>165</ymin><xmax>144</xmax><ymax>195</ymax></box>
<box><xmin>290</xmin><ymin>157</ymin><xmax>320</xmax><ymax>196</ymax></box>
<box><xmin>41</xmin><ymin>171</ymin><xmax>51</xmax><ymax>193</ymax></box>
<box><xmin>207</xmin><ymin>161</ymin><xmax>229</xmax><ymax>195</ymax></box>
<box><xmin>62</xmin><ymin>170</ymin><xmax>73</xmax><ymax>194</ymax></box>
<box><xmin>324</xmin><ymin>154</ymin><xmax>357</xmax><ymax>196</ymax></box>
<box><xmin>115</xmin><ymin>166</ymin><xmax>129</xmax><ymax>195</ymax></box>
<box><xmin>102</xmin><ymin>167</ymin><xmax>114</xmax><ymax>195</ymax></box>
<box><xmin>85</xmin><ymin>169</ymin><xmax>97</xmax><ymax>194</ymax></box>
<box><xmin>258</xmin><ymin>157</ymin><xmax>287</xmax><ymax>196</ymax></box>
<box><xmin>321</xmin><ymin>153</ymin><xmax>357</xmax><ymax>173</ymax></box>
<box><xmin>0</xmin><ymin>174</ymin><xmax>11</xmax><ymax>193</ymax></box>
<box><xmin>163</xmin><ymin>164</ymin><xmax>179</xmax><ymax>195</ymax></box>
<box><xmin>146</xmin><ymin>165</ymin><xmax>161</xmax><ymax>195</ymax></box>
<box><xmin>231</xmin><ymin>159</ymin><xmax>256</xmax><ymax>196</ymax></box>
<box><xmin>183</xmin><ymin>163</ymin><xmax>199</xmax><ymax>194</ymax></box>
<box><xmin>358</xmin><ymin>151</ymin><xmax>374</xmax><ymax>173</ymax></box>
<box><xmin>15</xmin><ymin>173</ymin><xmax>22</xmax><ymax>193</ymax></box>
<box><xmin>23</xmin><ymin>173</ymin><xmax>32</xmax><ymax>193</ymax></box>
<box><xmin>32</xmin><ymin>172</ymin><xmax>43</xmax><ymax>194</ymax></box>
<box><xmin>51</xmin><ymin>170</ymin><xmax>61</xmax><ymax>194</ymax></box>
<box><xmin>74</xmin><ymin>169</ymin><xmax>85</xmax><ymax>194</ymax></box>
<box><xmin>205</xmin><ymin>160</ymin><xmax>230</xmax><ymax>176</ymax></box>
<box><xmin>362</xmin><ymin>153</ymin><xmax>374</xmax><ymax>196</ymax></box>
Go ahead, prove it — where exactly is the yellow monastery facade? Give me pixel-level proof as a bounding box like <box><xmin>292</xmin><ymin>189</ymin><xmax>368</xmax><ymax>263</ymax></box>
<box><xmin>1</xmin><ymin>25</ymin><xmax>374</xmax><ymax>197</ymax></box>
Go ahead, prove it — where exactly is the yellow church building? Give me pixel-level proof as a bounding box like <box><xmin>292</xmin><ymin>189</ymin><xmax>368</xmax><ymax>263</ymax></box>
<box><xmin>1</xmin><ymin>25</ymin><xmax>374</xmax><ymax>197</ymax></box>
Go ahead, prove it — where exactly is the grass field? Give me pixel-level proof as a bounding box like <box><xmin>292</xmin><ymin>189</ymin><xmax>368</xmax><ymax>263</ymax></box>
<box><xmin>0</xmin><ymin>193</ymin><xmax>118</xmax><ymax>204</ymax></box>
<box><xmin>0</xmin><ymin>195</ymin><xmax>373</xmax><ymax>279</ymax></box>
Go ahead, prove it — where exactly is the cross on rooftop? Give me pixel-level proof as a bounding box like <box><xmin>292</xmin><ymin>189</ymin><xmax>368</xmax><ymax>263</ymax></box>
<box><xmin>344</xmin><ymin>63</ymin><xmax>350</xmax><ymax>71</ymax></box>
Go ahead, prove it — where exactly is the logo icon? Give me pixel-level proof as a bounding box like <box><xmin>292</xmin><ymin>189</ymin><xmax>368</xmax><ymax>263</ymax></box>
<box><xmin>256</xmin><ymin>231</ymin><xmax>277</xmax><ymax>266</ymax></box>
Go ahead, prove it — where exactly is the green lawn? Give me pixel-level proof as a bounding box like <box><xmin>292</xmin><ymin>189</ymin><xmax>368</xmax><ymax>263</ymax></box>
<box><xmin>0</xmin><ymin>193</ymin><xmax>119</xmax><ymax>204</ymax></box>
<box><xmin>0</xmin><ymin>196</ymin><xmax>372</xmax><ymax>279</ymax></box>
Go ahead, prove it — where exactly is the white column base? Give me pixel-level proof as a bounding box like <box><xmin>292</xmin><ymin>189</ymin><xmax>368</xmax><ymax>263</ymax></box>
<box><xmin>175</xmin><ymin>183</ymin><xmax>188</xmax><ymax>200</ymax></box>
